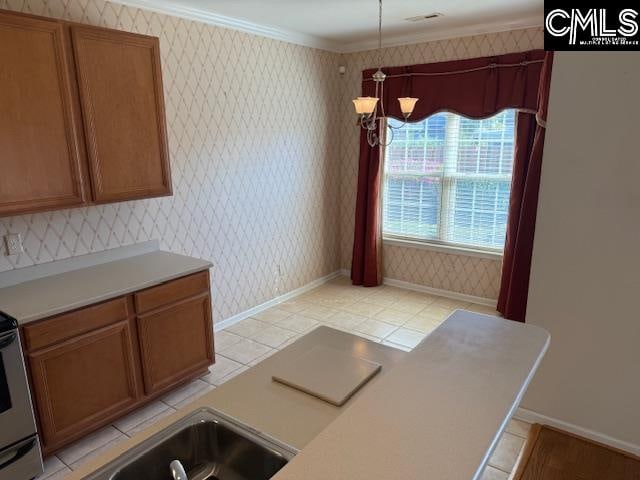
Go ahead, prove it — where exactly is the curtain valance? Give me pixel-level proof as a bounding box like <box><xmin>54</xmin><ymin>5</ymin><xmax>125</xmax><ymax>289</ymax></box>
<box><xmin>361</xmin><ymin>50</ymin><xmax>547</xmax><ymax>122</ymax></box>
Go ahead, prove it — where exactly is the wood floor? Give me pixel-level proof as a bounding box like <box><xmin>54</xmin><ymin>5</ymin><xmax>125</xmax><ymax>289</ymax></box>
<box><xmin>513</xmin><ymin>425</ymin><xmax>640</xmax><ymax>480</ymax></box>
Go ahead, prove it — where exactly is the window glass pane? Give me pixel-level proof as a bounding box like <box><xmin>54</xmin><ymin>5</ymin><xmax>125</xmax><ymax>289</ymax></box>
<box><xmin>383</xmin><ymin>175</ymin><xmax>441</xmax><ymax>240</ymax></box>
<box><xmin>383</xmin><ymin>110</ymin><xmax>515</xmax><ymax>250</ymax></box>
<box><xmin>387</xmin><ymin>115</ymin><xmax>445</xmax><ymax>175</ymax></box>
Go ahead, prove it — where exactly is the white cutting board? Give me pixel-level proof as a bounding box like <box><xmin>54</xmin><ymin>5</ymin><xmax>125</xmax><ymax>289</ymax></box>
<box><xmin>272</xmin><ymin>345</ymin><xmax>382</xmax><ymax>406</ymax></box>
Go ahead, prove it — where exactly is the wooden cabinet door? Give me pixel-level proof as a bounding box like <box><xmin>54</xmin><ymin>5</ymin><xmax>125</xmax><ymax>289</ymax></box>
<box><xmin>27</xmin><ymin>320</ymin><xmax>141</xmax><ymax>449</ymax></box>
<box><xmin>137</xmin><ymin>293</ymin><xmax>213</xmax><ymax>395</ymax></box>
<box><xmin>0</xmin><ymin>12</ymin><xmax>88</xmax><ymax>216</ymax></box>
<box><xmin>71</xmin><ymin>26</ymin><xmax>172</xmax><ymax>203</ymax></box>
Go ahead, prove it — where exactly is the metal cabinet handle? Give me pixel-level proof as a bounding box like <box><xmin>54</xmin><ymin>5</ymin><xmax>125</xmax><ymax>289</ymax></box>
<box><xmin>0</xmin><ymin>437</ymin><xmax>37</xmax><ymax>470</ymax></box>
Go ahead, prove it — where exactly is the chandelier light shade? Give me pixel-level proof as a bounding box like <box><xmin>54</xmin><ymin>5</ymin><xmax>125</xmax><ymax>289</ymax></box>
<box><xmin>352</xmin><ymin>0</ymin><xmax>420</xmax><ymax>147</ymax></box>
<box><xmin>353</xmin><ymin>97</ymin><xmax>379</xmax><ymax>115</ymax></box>
<box><xmin>398</xmin><ymin>97</ymin><xmax>419</xmax><ymax>117</ymax></box>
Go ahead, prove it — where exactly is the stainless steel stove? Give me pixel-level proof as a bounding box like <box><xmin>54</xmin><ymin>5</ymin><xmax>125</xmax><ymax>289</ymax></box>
<box><xmin>0</xmin><ymin>311</ymin><xmax>43</xmax><ymax>480</ymax></box>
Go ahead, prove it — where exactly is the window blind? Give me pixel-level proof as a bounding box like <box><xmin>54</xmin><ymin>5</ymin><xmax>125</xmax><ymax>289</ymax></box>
<box><xmin>383</xmin><ymin>110</ymin><xmax>516</xmax><ymax>251</ymax></box>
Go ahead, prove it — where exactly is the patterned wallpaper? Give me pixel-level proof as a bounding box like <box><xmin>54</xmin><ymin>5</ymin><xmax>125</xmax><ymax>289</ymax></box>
<box><xmin>337</xmin><ymin>28</ymin><xmax>544</xmax><ymax>300</ymax></box>
<box><xmin>0</xmin><ymin>0</ymin><xmax>343</xmax><ymax>322</ymax></box>
<box><xmin>0</xmin><ymin>0</ymin><xmax>543</xmax><ymax>319</ymax></box>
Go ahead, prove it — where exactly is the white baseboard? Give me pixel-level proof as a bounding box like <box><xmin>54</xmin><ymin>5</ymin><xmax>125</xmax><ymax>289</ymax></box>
<box><xmin>515</xmin><ymin>407</ymin><xmax>640</xmax><ymax>456</ymax></box>
<box><xmin>217</xmin><ymin>268</ymin><xmax>495</xmax><ymax>333</ymax></box>
<box><xmin>338</xmin><ymin>269</ymin><xmax>496</xmax><ymax>307</ymax></box>
<box><xmin>384</xmin><ymin>277</ymin><xmax>497</xmax><ymax>306</ymax></box>
<box><xmin>214</xmin><ymin>270</ymin><xmax>342</xmax><ymax>332</ymax></box>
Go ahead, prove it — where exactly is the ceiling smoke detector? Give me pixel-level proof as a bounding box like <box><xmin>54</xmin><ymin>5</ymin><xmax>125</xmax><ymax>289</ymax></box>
<box><xmin>405</xmin><ymin>13</ymin><xmax>443</xmax><ymax>22</ymax></box>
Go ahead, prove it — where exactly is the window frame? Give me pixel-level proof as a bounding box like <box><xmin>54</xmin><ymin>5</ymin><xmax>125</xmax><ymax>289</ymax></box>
<box><xmin>381</xmin><ymin>111</ymin><xmax>516</xmax><ymax>257</ymax></box>
<box><xmin>382</xmin><ymin>234</ymin><xmax>504</xmax><ymax>260</ymax></box>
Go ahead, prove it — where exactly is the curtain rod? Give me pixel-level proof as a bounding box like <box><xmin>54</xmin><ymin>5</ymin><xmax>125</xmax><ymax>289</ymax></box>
<box><xmin>363</xmin><ymin>60</ymin><xmax>544</xmax><ymax>81</ymax></box>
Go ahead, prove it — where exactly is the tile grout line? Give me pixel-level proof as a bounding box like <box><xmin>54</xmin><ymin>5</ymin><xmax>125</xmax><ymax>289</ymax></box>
<box><xmin>56</xmin><ymin>454</ymin><xmax>73</xmax><ymax>471</ymax></box>
<box><xmin>235</xmin><ymin>308</ymin><xmax>429</xmax><ymax>348</ymax></box>
<box><xmin>39</xmin><ymin>455</ymin><xmax>69</xmax><ymax>480</ymax></box>
<box><xmin>111</xmin><ymin>424</ymin><xmax>129</xmax><ymax>437</ymax></box>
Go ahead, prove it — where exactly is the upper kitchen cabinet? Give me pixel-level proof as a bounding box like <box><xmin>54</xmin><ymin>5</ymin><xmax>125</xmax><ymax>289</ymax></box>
<box><xmin>0</xmin><ymin>10</ymin><xmax>172</xmax><ymax>218</ymax></box>
<box><xmin>71</xmin><ymin>27</ymin><xmax>172</xmax><ymax>203</ymax></box>
<box><xmin>0</xmin><ymin>13</ymin><xmax>88</xmax><ymax>216</ymax></box>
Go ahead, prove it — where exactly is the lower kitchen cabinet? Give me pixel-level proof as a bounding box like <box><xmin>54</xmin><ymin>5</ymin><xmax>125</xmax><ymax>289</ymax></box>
<box><xmin>137</xmin><ymin>292</ymin><xmax>213</xmax><ymax>395</ymax></box>
<box><xmin>27</xmin><ymin>320</ymin><xmax>142</xmax><ymax>451</ymax></box>
<box><xmin>21</xmin><ymin>270</ymin><xmax>214</xmax><ymax>454</ymax></box>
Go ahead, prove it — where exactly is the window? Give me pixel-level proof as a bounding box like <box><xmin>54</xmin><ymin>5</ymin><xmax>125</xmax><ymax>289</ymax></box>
<box><xmin>382</xmin><ymin>110</ymin><xmax>516</xmax><ymax>252</ymax></box>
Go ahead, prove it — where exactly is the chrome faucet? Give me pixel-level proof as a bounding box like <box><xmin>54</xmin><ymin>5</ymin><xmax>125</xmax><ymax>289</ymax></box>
<box><xmin>170</xmin><ymin>460</ymin><xmax>188</xmax><ymax>480</ymax></box>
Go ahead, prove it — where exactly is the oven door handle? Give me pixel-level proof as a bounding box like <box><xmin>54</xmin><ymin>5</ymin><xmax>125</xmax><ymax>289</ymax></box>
<box><xmin>0</xmin><ymin>332</ymin><xmax>17</xmax><ymax>350</ymax></box>
<box><xmin>0</xmin><ymin>437</ymin><xmax>38</xmax><ymax>471</ymax></box>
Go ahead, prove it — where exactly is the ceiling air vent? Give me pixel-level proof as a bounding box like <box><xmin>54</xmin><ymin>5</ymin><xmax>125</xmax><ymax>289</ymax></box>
<box><xmin>405</xmin><ymin>13</ymin><xmax>443</xmax><ymax>22</ymax></box>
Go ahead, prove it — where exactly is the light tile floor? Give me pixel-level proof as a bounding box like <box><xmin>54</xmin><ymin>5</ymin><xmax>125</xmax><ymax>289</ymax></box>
<box><xmin>37</xmin><ymin>277</ymin><xmax>527</xmax><ymax>480</ymax></box>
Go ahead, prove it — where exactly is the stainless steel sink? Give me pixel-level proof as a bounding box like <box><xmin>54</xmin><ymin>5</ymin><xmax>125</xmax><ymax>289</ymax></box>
<box><xmin>85</xmin><ymin>408</ymin><xmax>297</xmax><ymax>480</ymax></box>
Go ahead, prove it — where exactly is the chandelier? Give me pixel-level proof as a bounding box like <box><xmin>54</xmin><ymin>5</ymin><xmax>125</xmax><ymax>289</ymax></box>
<box><xmin>352</xmin><ymin>0</ymin><xmax>418</xmax><ymax>147</ymax></box>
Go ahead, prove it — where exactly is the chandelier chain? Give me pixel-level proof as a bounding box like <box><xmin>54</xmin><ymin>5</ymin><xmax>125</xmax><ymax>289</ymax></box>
<box><xmin>352</xmin><ymin>0</ymin><xmax>418</xmax><ymax>147</ymax></box>
<box><xmin>378</xmin><ymin>0</ymin><xmax>382</xmax><ymax>68</ymax></box>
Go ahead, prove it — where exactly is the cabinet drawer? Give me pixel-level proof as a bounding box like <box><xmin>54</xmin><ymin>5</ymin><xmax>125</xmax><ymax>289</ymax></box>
<box><xmin>135</xmin><ymin>271</ymin><xmax>209</xmax><ymax>314</ymax></box>
<box><xmin>23</xmin><ymin>297</ymin><xmax>131</xmax><ymax>351</ymax></box>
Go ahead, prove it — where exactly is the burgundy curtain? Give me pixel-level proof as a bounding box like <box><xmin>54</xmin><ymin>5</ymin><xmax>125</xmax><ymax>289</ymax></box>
<box><xmin>351</xmin><ymin>51</ymin><xmax>553</xmax><ymax>320</ymax></box>
<box><xmin>352</xmin><ymin>124</ymin><xmax>384</xmax><ymax>286</ymax></box>
<box><xmin>497</xmin><ymin>52</ymin><xmax>554</xmax><ymax>321</ymax></box>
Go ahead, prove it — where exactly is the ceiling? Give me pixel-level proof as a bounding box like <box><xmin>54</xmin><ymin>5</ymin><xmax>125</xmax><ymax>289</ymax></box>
<box><xmin>118</xmin><ymin>0</ymin><xmax>543</xmax><ymax>52</ymax></box>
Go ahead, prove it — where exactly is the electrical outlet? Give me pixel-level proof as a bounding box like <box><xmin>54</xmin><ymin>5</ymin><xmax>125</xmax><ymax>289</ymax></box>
<box><xmin>4</xmin><ymin>233</ymin><xmax>24</xmax><ymax>256</ymax></box>
<box><xmin>274</xmin><ymin>264</ymin><xmax>285</xmax><ymax>295</ymax></box>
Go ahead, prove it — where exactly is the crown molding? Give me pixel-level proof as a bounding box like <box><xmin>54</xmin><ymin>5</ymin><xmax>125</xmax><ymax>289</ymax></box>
<box><xmin>339</xmin><ymin>16</ymin><xmax>543</xmax><ymax>53</ymax></box>
<box><xmin>109</xmin><ymin>0</ymin><xmax>342</xmax><ymax>51</ymax></box>
<box><xmin>109</xmin><ymin>0</ymin><xmax>542</xmax><ymax>54</ymax></box>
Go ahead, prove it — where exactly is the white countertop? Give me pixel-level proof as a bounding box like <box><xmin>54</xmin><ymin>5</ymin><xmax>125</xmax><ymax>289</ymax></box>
<box><xmin>65</xmin><ymin>327</ymin><xmax>408</xmax><ymax>480</ymax></box>
<box><xmin>66</xmin><ymin>312</ymin><xmax>548</xmax><ymax>480</ymax></box>
<box><xmin>201</xmin><ymin>326</ymin><xmax>407</xmax><ymax>449</ymax></box>
<box><xmin>273</xmin><ymin>310</ymin><xmax>549</xmax><ymax>480</ymax></box>
<box><xmin>0</xmin><ymin>251</ymin><xmax>212</xmax><ymax>324</ymax></box>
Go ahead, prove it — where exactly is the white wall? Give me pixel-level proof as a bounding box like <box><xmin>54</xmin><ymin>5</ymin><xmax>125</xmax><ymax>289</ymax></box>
<box><xmin>523</xmin><ymin>51</ymin><xmax>640</xmax><ymax>451</ymax></box>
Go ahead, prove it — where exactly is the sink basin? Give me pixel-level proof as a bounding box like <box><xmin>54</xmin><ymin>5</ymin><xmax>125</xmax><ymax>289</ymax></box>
<box><xmin>85</xmin><ymin>408</ymin><xmax>297</xmax><ymax>480</ymax></box>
